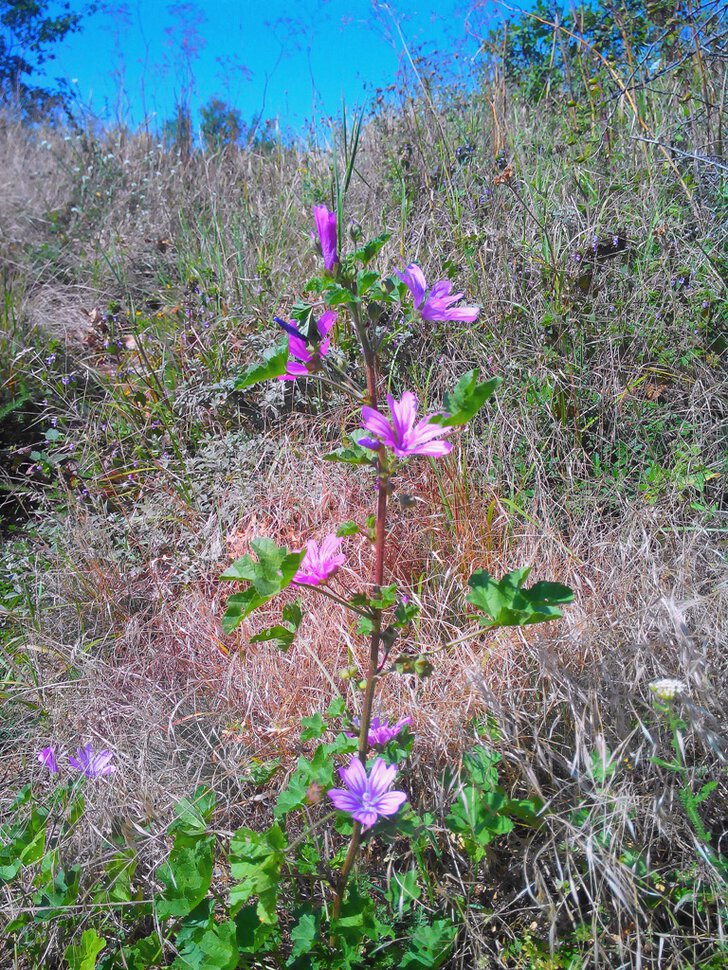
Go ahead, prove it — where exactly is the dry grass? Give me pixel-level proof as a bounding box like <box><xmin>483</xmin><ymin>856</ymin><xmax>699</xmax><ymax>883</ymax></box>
<box><xmin>1</xmin><ymin>40</ymin><xmax>727</xmax><ymax>966</ymax></box>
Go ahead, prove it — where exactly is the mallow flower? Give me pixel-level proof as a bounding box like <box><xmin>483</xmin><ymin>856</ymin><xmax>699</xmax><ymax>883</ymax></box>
<box><xmin>275</xmin><ymin>311</ymin><xmax>337</xmax><ymax>380</ymax></box>
<box><xmin>396</xmin><ymin>264</ymin><xmax>479</xmax><ymax>323</ymax></box>
<box><xmin>328</xmin><ymin>757</ymin><xmax>407</xmax><ymax>831</ymax></box>
<box><xmin>360</xmin><ymin>392</ymin><xmax>453</xmax><ymax>459</ymax></box>
<box><xmin>312</xmin><ymin>204</ymin><xmax>338</xmax><ymax>271</ymax></box>
<box><xmin>292</xmin><ymin>534</ymin><xmax>346</xmax><ymax>586</ymax></box>
<box><xmin>68</xmin><ymin>743</ymin><xmax>116</xmax><ymax>779</ymax></box>
<box><xmin>37</xmin><ymin>746</ymin><xmax>59</xmax><ymax>773</ymax></box>
<box><xmin>348</xmin><ymin>716</ymin><xmax>412</xmax><ymax>748</ymax></box>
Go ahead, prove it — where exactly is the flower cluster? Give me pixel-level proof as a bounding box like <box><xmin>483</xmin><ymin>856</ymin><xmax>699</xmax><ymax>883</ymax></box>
<box><xmin>37</xmin><ymin>743</ymin><xmax>116</xmax><ymax>779</ymax></box>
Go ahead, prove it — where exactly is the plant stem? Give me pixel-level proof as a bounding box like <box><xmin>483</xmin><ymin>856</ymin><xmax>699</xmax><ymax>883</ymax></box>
<box><xmin>331</xmin><ymin>357</ymin><xmax>388</xmax><ymax>924</ymax></box>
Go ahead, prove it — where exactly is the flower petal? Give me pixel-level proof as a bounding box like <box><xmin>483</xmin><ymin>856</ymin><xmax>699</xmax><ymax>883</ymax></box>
<box><xmin>372</xmin><ymin>790</ymin><xmax>407</xmax><ymax>816</ymax></box>
<box><xmin>396</xmin><ymin>264</ymin><xmax>427</xmax><ymax>308</ymax></box>
<box><xmin>340</xmin><ymin>757</ymin><xmax>369</xmax><ymax>796</ymax></box>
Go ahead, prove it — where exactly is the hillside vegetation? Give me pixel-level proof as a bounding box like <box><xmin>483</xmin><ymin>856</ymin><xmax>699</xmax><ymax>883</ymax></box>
<box><xmin>1</xmin><ymin>3</ymin><xmax>727</xmax><ymax>967</ymax></box>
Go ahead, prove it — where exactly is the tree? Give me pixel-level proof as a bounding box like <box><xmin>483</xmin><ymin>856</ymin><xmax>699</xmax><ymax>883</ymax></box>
<box><xmin>200</xmin><ymin>97</ymin><xmax>244</xmax><ymax>152</ymax></box>
<box><xmin>0</xmin><ymin>0</ymin><xmax>89</xmax><ymax>118</ymax></box>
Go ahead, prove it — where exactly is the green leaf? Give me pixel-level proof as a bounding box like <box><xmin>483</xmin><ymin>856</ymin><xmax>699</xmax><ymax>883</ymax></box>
<box><xmin>385</xmin><ymin>868</ymin><xmax>421</xmax><ymax>914</ymax></box>
<box><xmin>156</xmin><ymin>835</ymin><xmax>215</xmax><ymax>920</ymax></box>
<box><xmin>430</xmin><ymin>370</ymin><xmax>502</xmax><ymax>427</ymax></box>
<box><xmin>290</xmin><ymin>911</ymin><xmax>319</xmax><ymax>958</ymax></box>
<box><xmin>356</xmin><ymin>269</ymin><xmax>380</xmax><ymax>296</ymax></box>
<box><xmin>250</xmin><ymin>599</ymin><xmax>303</xmax><ymax>651</ymax></box>
<box><xmin>171</xmin><ymin>787</ymin><xmax>216</xmax><ymax>836</ymax></box>
<box><xmin>467</xmin><ymin>567</ymin><xmax>574</xmax><ymax>628</ymax></box>
<box><xmin>446</xmin><ymin>785</ymin><xmax>513</xmax><ymax>862</ymax></box>
<box><xmin>323</xmin><ymin>283</ymin><xmax>360</xmax><ymax>307</ymax></box>
<box><xmin>229</xmin><ymin>824</ymin><xmax>286</xmax><ymax>923</ymax></box>
<box><xmin>173</xmin><ymin>911</ymin><xmax>238</xmax><ymax>970</ymax></box>
<box><xmin>221</xmin><ymin>541</ymin><xmax>305</xmax><ymax>633</ymax></box>
<box><xmin>222</xmin><ymin>589</ymin><xmax>271</xmax><ymax>634</ymax></box>
<box><xmin>64</xmin><ymin>928</ymin><xmax>106</xmax><ymax>970</ymax></box>
<box><xmin>324</xmin><ymin>436</ymin><xmax>376</xmax><ymax>466</ymax></box>
<box><xmin>336</xmin><ymin>520</ymin><xmax>361</xmax><ymax>537</ymax></box>
<box><xmin>400</xmin><ymin>919</ymin><xmax>457</xmax><ymax>970</ymax></box>
<box><xmin>122</xmin><ymin>932</ymin><xmax>164</xmax><ymax>970</ymax></box>
<box><xmin>352</xmin><ymin>232</ymin><xmax>391</xmax><ymax>264</ymax></box>
<box><xmin>233</xmin><ymin>342</ymin><xmax>288</xmax><ymax>390</ymax></box>
<box><xmin>300</xmin><ymin>712</ymin><xmax>327</xmax><ymax>741</ymax></box>
<box><xmin>327</xmin><ymin>696</ymin><xmax>346</xmax><ymax>718</ymax></box>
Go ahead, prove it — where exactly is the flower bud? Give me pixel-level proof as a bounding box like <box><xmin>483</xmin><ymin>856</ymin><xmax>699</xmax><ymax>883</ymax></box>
<box><xmin>348</xmin><ymin>219</ymin><xmax>363</xmax><ymax>243</ymax></box>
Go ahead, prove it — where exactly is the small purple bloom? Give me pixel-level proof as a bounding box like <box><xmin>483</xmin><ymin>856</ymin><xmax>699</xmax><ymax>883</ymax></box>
<box><xmin>277</xmin><ymin>311</ymin><xmax>337</xmax><ymax>381</ymax></box>
<box><xmin>360</xmin><ymin>391</ymin><xmax>453</xmax><ymax>459</ymax></box>
<box><xmin>396</xmin><ymin>264</ymin><xmax>479</xmax><ymax>323</ymax></box>
<box><xmin>68</xmin><ymin>743</ymin><xmax>116</xmax><ymax>779</ymax></box>
<box><xmin>349</xmin><ymin>716</ymin><xmax>412</xmax><ymax>748</ymax></box>
<box><xmin>37</xmin><ymin>747</ymin><xmax>59</xmax><ymax>773</ymax></box>
<box><xmin>328</xmin><ymin>757</ymin><xmax>407</xmax><ymax>831</ymax></box>
<box><xmin>292</xmin><ymin>533</ymin><xmax>346</xmax><ymax>586</ymax></box>
<box><xmin>312</xmin><ymin>205</ymin><xmax>338</xmax><ymax>271</ymax></box>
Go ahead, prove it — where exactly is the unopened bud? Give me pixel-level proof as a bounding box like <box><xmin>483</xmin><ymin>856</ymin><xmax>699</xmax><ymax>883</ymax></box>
<box><xmin>348</xmin><ymin>219</ymin><xmax>363</xmax><ymax>243</ymax></box>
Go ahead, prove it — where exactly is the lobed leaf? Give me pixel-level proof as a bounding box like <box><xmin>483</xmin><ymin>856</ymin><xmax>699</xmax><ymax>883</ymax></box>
<box><xmin>233</xmin><ymin>342</ymin><xmax>288</xmax><ymax>390</ymax></box>
<box><xmin>431</xmin><ymin>370</ymin><xmax>502</xmax><ymax>427</ymax></box>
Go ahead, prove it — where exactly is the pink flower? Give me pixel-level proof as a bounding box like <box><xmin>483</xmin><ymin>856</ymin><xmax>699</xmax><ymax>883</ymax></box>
<box><xmin>312</xmin><ymin>205</ymin><xmax>338</xmax><ymax>271</ymax></box>
<box><xmin>68</xmin><ymin>743</ymin><xmax>116</xmax><ymax>779</ymax></box>
<box><xmin>37</xmin><ymin>746</ymin><xmax>59</xmax><ymax>773</ymax></box>
<box><xmin>292</xmin><ymin>533</ymin><xmax>346</xmax><ymax>586</ymax></box>
<box><xmin>396</xmin><ymin>264</ymin><xmax>479</xmax><ymax>323</ymax></box>
<box><xmin>359</xmin><ymin>392</ymin><xmax>453</xmax><ymax>459</ymax></box>
<box><xmin>348</xmin><ymin>716</ymin><xmax>412</xmax><ymax>748</ymax></box>
<box><xmin>276</xmin><ymin>311</ymin><xmax>337</xmax><ymax>381</ymax></box>
<box><xmin>328</xmin><ymin>757</ymin><xmax>407</xmax><ymax>831</ymax></box>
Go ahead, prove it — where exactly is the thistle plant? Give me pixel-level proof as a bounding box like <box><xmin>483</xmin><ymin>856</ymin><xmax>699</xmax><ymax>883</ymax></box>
<box><xmin>223</xmin><ymin>203</ymin><xmax>574</xmax><ymax>938</ymax></box>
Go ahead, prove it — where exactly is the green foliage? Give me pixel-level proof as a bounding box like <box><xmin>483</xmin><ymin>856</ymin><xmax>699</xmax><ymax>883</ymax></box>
<box><xmin>0</xmin><ymin>0</ymin><xmax>86</xmax><ymax>118</ymax></box>
<box><xmin>229</xmin><ymin>824</ymin><xmax>286</xmax><ymax>923</ymax></box>
<box><xmin>446</xmin><ymin>746</ymin><xmax>542</xmax><ymax>864</ymax></box>
<box><xmin>64</xmin><ymin>928</ymin><xmax>107</xmax><ymax>970</ymax></box>
<box><xmin>467</xmin><ymin>567</ymin><xmax>574</xmax><ymax>628</ymax></box>
<box><xmin>431</xmin><ymin>370</ymin><xmax>502</xmax><ymax>427</ymax></box>
<box><xmin>220</xmin><ymin>538</ymin><xmax>305</xmax><ymax>633</ymax></box>
<box><xmin>233</xmin><ymin>341</ymin><xmax>288</xmax><ymax>389</ymax></box>
<box><xmin>250</xmin><ymin>599</ymin><xmax>304</xmax><ymax>651</ymax></box>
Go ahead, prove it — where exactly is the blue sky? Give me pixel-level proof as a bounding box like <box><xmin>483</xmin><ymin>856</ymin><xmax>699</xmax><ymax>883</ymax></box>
<box><xmin>43</xmin><ymin>0</ymin><xmax>504</xmax><ymax>135</ymax></box>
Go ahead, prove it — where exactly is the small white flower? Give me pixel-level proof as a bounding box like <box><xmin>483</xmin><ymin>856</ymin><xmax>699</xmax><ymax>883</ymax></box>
<box><xmin>649</xmin><ymin>678</ymin><xmax>687</xmax><ymax>700</ymax></box>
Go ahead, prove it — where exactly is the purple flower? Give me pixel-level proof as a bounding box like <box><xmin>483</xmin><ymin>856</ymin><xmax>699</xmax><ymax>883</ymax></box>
<box><xmin>360</xmin><ymin>392</ymin><xmax>453</xmax><ymax>459</ymax></box>
<box><xmin>37</xmin><ymin>746</ymin><xmax>59</xmax><ymax>773</ymax></box>
<box><xmin>292</xmin><ymin>533</ymin><xmax>346</xmax><ymax>586</ymax></box>
<box><xmin>312</xmin><ymin>205</ymin><xmax>338</xmax><ymax>271</ymax></box>
<box><xmin>396</xmin><ymin>264</ymin><xmax>479</xmax><ymax>323</ymax></box>
<box><xmin>276</xmin><ymin>312</ymin><xmax>337</xmax><ymax>381</ymax></box>
<box><xmin>328</xmin><ymin>757</ymin><xmax>407</xmax><ymax>831</ymax></box>
<box><xmin>348</xmin><ymin>716</ymin><xmax>412</xmax><ymax>748</ymax></box>
<box><xmin>68</xmin><ymin>743</ymin><xmax>116</xmax><ymax>779</ymax></box>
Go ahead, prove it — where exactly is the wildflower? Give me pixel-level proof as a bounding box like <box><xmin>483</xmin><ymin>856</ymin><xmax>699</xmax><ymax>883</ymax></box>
<box><xmin>348</xmin><ymin>716</ymin><xmax>412</xmax><ymax>748</ymax></box>
<box><xmin>275</xmin><ymin>312</ymin><xmax>337</xmax><ymax>381</ymax></box>
<box><xmin>649</xmin><ymin>678</ymin><xmax>687</xmax><ymax>701</ymax></box>
<box><xmin>360</xmin><ymin>392</ymin><xmax>453</xmax><ymax>459</ymax></box>
<box><xmin>37</xmin><ymin>747</ymin><xmax>59</xmax><ymax>773</ymax></box>
<box><xmin>328</xmin><ymin>757</ymin><xmax>407</xmax><ymax>831</ymax></box>
<box><xmin>396</xmin><ymin>264</ymin><xmax>479</xmax><ymax>323</ymax></box>
<box><xmin>68</xmin><ymin>743</ymin><xmax>116</xmax><ymax>779</ymax></box>
<box><xmin>312</xmin><ymin>204</ymin><xmax>338</xmax><ymax>271</ymax></box>
<box><xmin>292</xmin><ymin>534</ymin><xmax>346</xmax><ymax>586</ymax></box>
